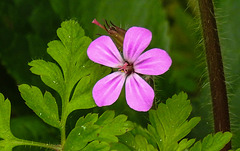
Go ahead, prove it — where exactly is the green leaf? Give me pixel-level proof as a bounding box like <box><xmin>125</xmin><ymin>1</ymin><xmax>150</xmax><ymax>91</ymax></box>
<box><xmin>48</xmin><ymin>20</ymin><xmax>92</xmax><ymax>91</ymax></box>
<box><xmin>75</xmin><ymin>113</ymin><xmax>98</xmax><ymax>126</ymax></box>
<box><xmin>75</xmin><ymin>111</ymin><xmax>134</xmax><ymax>143</ymax></box>
<box><xmin>29</xmin><ymin>19</ymin><xmax>111</xmax><ymax>115</ymax></box>
<box><xmin>117</xmin><ymin>132</ymin><xmax>157</xmax><ymax>151</ymax></box>
<box><xmin>66</xmin><ymin>65</ymin><xmax>111</xmax><ymax>114</ymax></box>
<box><xmin>0</xmin><ymin>140</ymin><xmax>14</xmax><ymax>151</ymax></box>
<box><xmin>63</xmin><ymin>123</ymin><xmax>100</xmax><ymax>151</ymax></box>
<box><xmin>190</xmin><ymin>132</ymin><xmax>232</xmax><ymax>151</ymax></box>
<box><xmin>56</xmin><ymin>20</ymin><xmax>84</xmax><ymax>49</ymax></box>
<box><xmin>94</xmin><ymin>111</ymin><xmax>134</xmax><ymax>143</ymax></box>
<box><xmin>110</xmin><ymin>142</ymin><xmax>131</xmax><ymax>151</ymax></box>
<box><xmin>148</xmin><ymin>92</ymin><xmax>201</xmax><ymax>151</ymax></box>
<box><xmin>0</xmin><ymin>93</ymin><xmax>18</xmax><ymax>150</ymax></box>
<box><xmin>134</xmin><ymin>135</ymin><xmax>158</xmax><ymax>151</ymax></box>
<box><xmin>177</xmin><ymin>139</ymin><xmax>195</xmax><ymax>151</ymax></box>
<box><xmin>19</xmin><ymin>84</ymin><xmax>60</xmax><ymax>128</ymax></box>
<box><xmin>0</xmin><ymin>93</ymin><xmax>14</xmax><ymax>139</ymax></box>
<box><xmin>65</xmin><ymin>110</ymin><xmax>133</xmax><ymax>150</ymax></box>
<box><xmin>47</xmin><ymin>20</ymin><xmax>111</xmax><ymax>114</ymax></box>
<box><xmin>81</xmin><ymin>141</ymin><xmax>110</xmax><ymax>151</ymax></box>
<box><xmin>29</xmin><ymin>60</ymin><xmax>65</xmax><ymax>97</ymax></box>
<box><xmin>130</xmin><ymin>124</ymin><xmax>157</xmax><ymax>148</ymax></box>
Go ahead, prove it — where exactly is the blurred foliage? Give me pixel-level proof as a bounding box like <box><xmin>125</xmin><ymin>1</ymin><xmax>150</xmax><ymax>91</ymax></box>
<box><xmin>0</xmin><ymin>0</ymin><xmax>240</xmax><ymax>150</ymax></box>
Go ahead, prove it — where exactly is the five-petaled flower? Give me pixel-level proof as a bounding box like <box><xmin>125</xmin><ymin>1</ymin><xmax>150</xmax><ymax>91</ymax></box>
<box><xmin>87</xmin><ymin>26</ymin><xmax>172</xmax><ymax>112</ymax></box>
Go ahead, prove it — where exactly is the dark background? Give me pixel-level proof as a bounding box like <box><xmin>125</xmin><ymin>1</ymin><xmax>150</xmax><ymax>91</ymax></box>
<box><xmin>0</xmin><ymin>0</ymin><xmax>239</xmax><ymax>150</ymax></box>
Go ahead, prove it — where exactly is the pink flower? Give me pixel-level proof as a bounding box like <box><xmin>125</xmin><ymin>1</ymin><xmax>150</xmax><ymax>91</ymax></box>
<box><xmin>87</xmin><ymin>27</ymin><xmax>172</xmax><ymax>111</ymax></box>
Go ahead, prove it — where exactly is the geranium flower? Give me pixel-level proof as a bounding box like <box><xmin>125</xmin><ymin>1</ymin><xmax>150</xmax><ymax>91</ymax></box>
<box><xmin>87</xmin><ymin>26</ymin><xmax>172</xmax><ymax>111</ymax></box>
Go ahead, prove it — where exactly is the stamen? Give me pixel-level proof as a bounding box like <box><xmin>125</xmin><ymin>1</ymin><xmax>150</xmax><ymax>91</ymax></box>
<box><xmin>118</xmin><ymin>62</ymin><xmax>134</xmax><ymax>75</ymax></box>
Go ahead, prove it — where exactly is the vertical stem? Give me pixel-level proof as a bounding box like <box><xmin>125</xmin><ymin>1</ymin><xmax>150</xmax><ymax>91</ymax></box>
<box><xmin>60</xmin><ymin>93</ymin><xmax>69</xmax><ymax>147</ymax></box>
<box><xmin>198</xmin><ymin>0</ymin><xmax>231</xmax><ymax>150</ymax></box>
<box><xmin>60</xmin><ymin>86</ymin><xmax>71</xmax><ymax>148</ymax></box>
<box><xmin>60</xmin><ymin>109</ymin><xmax>67</xmax><ymax>146</ymax></box>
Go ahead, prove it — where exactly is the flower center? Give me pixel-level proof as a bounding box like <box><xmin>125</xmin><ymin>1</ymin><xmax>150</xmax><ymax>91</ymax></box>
<box><xmin>119</xmin><ymin>62</ymin><xmax>134</xmax><ymax>75</ymax></box>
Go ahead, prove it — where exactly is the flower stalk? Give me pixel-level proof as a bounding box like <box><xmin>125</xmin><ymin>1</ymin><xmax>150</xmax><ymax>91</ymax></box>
<box><xmin>198</xmin><ymin>0</ymin><xmax>231</xmax><ymax>150</ymax></box>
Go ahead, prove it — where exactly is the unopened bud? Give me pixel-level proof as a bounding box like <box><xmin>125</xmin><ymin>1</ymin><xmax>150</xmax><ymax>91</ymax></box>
<box><xmin>92</xmin><ymin>19</ymin><xmax>126</xmax><ymax>51</ymax></box>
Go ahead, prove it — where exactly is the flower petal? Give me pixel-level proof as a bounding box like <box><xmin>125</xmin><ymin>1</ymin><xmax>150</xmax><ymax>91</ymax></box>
<box><xmin>123</xmin><ymin>27</ymin><xmax>152</xmax><ymax>63</ymax></box>
<box><xmin>134</xmin><ymin>48</ymin><xmax>172</xmax><ymax>75</ymax></box>
<box><xmin>93</xmin><ymin>72</ymin><xmax>126</xmax><ymax>107</ymax></box>
<box><xmin>125</xmin><ymin>73</ymin><xmax>154</xmax><ymax>112</ymax></box>
<box><xmin>87</xmin><ymin>36</ymin><xmax>124</xmax><ymax>68</ymax></box>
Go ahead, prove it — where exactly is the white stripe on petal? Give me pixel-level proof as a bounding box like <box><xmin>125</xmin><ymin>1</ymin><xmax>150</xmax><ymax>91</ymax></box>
<box><xmin>125</xmin><ymin>73</ymin><xmax>154</xmax><ymax>111</ymax></box>
<box><xmin>123</xmin><ymin>27</ymin><xmax>152</xmax><ymax>63</ymax></box>
<box><xmin>87</xmin><ymin>36</ymin><xmax>124</xmax><ymax>68</ymax></box>
<box><xmin>93</xmin><ymin>72</ymin><xmax>126</xmax><ymax>107</ymax></box>
<box><xmin>134</xmin><ymin>48</ymin><xmax>172</xmax><ymax>75</ymax></box>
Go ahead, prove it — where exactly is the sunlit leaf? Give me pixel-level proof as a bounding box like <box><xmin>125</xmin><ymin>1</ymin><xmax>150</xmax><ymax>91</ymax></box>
<box><xmin>94</xmin><ymin>110</ymin><xmax>134</xmax><ymax>142</ymax></box>
<box><xmin>29</xmin><ymin>60</ymin><xmax>65</xmax><ymax>97</ymax></box>
<box><xmin>0</xmin><ymin>140</ymin><xmax>14</xmax><ymax>151</ymax></box>
<box><xmin>67</xmin><ymin>65</ymin><xmax>111</xmax><ymax>114</ymax></box>
<box><xmin>148</xmin><ymin>92</ymin><xmax>200</xmax><ymax>150</ymax></box>
<box><xmin>117</xmin><ymin>132</ymin><xmax>157</xmax><ymax>151</ymax></box>
<box><xmin>0</xmin><ymin>93</ymin><xmax>14</xmax><ymax>139</ymax></box>
<box><xmin>64</xmin><ymin>123</ymin><xmax>100</xmax><ymax>151</ymax></box>
<box><xmin>76</xmin><ymin>110</ymin><xmax>134</xmax><ymax>143</ymax></box>
<box><xmin>134</xmin><ymin>135</ymin><xmax>158</xmax><ymax>151</ymax></box>
<box><xmin>29</xmin><ymin>20</ymin><xmax>111</xmax><ymax>115</ymax></box>
<box><xmin>81</xmin><ymin>141</ymin><xmax>110</xmax><ymax>151</ymax></box>
<box><xmin>190</xmin><ymin>132</ymin><xmax>232</xmax><ymax>151</ymax></box>
<box><xmin>0</xmin><ymin>93</ymin><xmax>17</xmax><ymax>150</ymax></box>
<box><xmin>19</xmin><ymin>84</ymin><xmax>60</xmax><ymax>128</ymax></box>
<box><xmin>177</xmin><ymin>138</ymin><xmax>195</xmax><ymax>151</ymax></box>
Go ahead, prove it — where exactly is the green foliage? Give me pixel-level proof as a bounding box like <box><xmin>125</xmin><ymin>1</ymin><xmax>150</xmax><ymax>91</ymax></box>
<box><xmin>21</xmin><ymin>20</ymin><xmax>111</xmax><ymax>117</ymax></box>
<box><xmin>12</xmin><ymin>20</ymin><xmax>134</xmax><ymax>150</ymax></box>
<box><xmin>28</xmin><ymin>60</ymin><xmax>65</xmax><ymax>98</ymax></box>
<box><xmin>0</xmin><ymin>93</ymin><xmax>13</xmax><ymax>140</ymax></box>
<box><xmin>190</xmin><ymin>132</ymin><xmax>232</xmax><ymax>151</ymax></box>
<box><xmin>118</xmin><ymin>132</ymin><xmax>158</xmax><ymax>151</ymax></box>
<box><xmin>64</xmin><ymin>111</ymin><xmax>134</xmax><ymax>150</ymax></box>
<box><xmin>148</xmin><ymin>92</ymin><xmax>200</xmax><ymax>151</ymax></box>
<box><xmin>0</xmin><ymin>93</ymin><xmax>16</xmax><ymax>151</ymax></box>
<box><xmin>116</xmin><ymin>92</ymin><xmax>231</xmax><ymax>151</ymax></box>
<box><xmin>19</xmin><ymin>84</ymin><xmax>60</xmax><ymax>128</ymax></box>
<box><xmin>1</xmin><ymin>0</ymin><xmax>239</xmax><ymax>149</ymax></box>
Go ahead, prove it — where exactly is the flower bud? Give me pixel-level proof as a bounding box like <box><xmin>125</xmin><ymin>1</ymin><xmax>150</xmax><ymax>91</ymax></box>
<box><xmin>92</xmin><ymin>19</ymin><xmax>126</xmax><ymax>51</ymax></box>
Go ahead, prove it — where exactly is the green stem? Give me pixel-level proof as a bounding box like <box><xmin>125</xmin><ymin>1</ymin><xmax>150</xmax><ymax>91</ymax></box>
<box><xmin>13</xmin><ymin>138</ymin><xmax>61</xmax><ymax>151</ymax></box>
<box><xmin>60</xmin><ymin>85</ymin><xmax>72</xmax><ymax>147</ymax></box>
<box><xmin>60</xmin><ymin>108</ymin><xmax>67</xmax><ymax>146</ymax></box>
<box><xmin>60</xmin><ymin>94</ymin><xmax>68</xmax><ymax>147</ymax></box>
<box><xmin>198</xmin><ymin>0</ymin><xmax>231</xmax><ymax>150</ymax></box>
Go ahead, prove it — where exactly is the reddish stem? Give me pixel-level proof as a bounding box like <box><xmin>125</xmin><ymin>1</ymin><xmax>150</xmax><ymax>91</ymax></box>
<box><xmin>198</xmin><ymin>0</ymin><xmax>231</xmax><ymax>150</ymax></box>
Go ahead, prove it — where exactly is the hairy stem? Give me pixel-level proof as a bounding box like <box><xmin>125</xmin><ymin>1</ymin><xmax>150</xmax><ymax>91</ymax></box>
<box><xmin>14</xmin><ymin>138</ymin><xmax>61</xmax><ymax>151</ymax></box>
<box><xmin>198</xmin><ymin>0</ymin><xmax>231</xmax><ymax>150</ymax></box>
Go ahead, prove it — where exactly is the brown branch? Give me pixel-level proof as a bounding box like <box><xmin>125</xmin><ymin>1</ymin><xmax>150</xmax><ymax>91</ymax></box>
<box><xmin>198</xmin><ymin>0</ymin><xmax>231</xmax><ymax>150</ymax></box>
